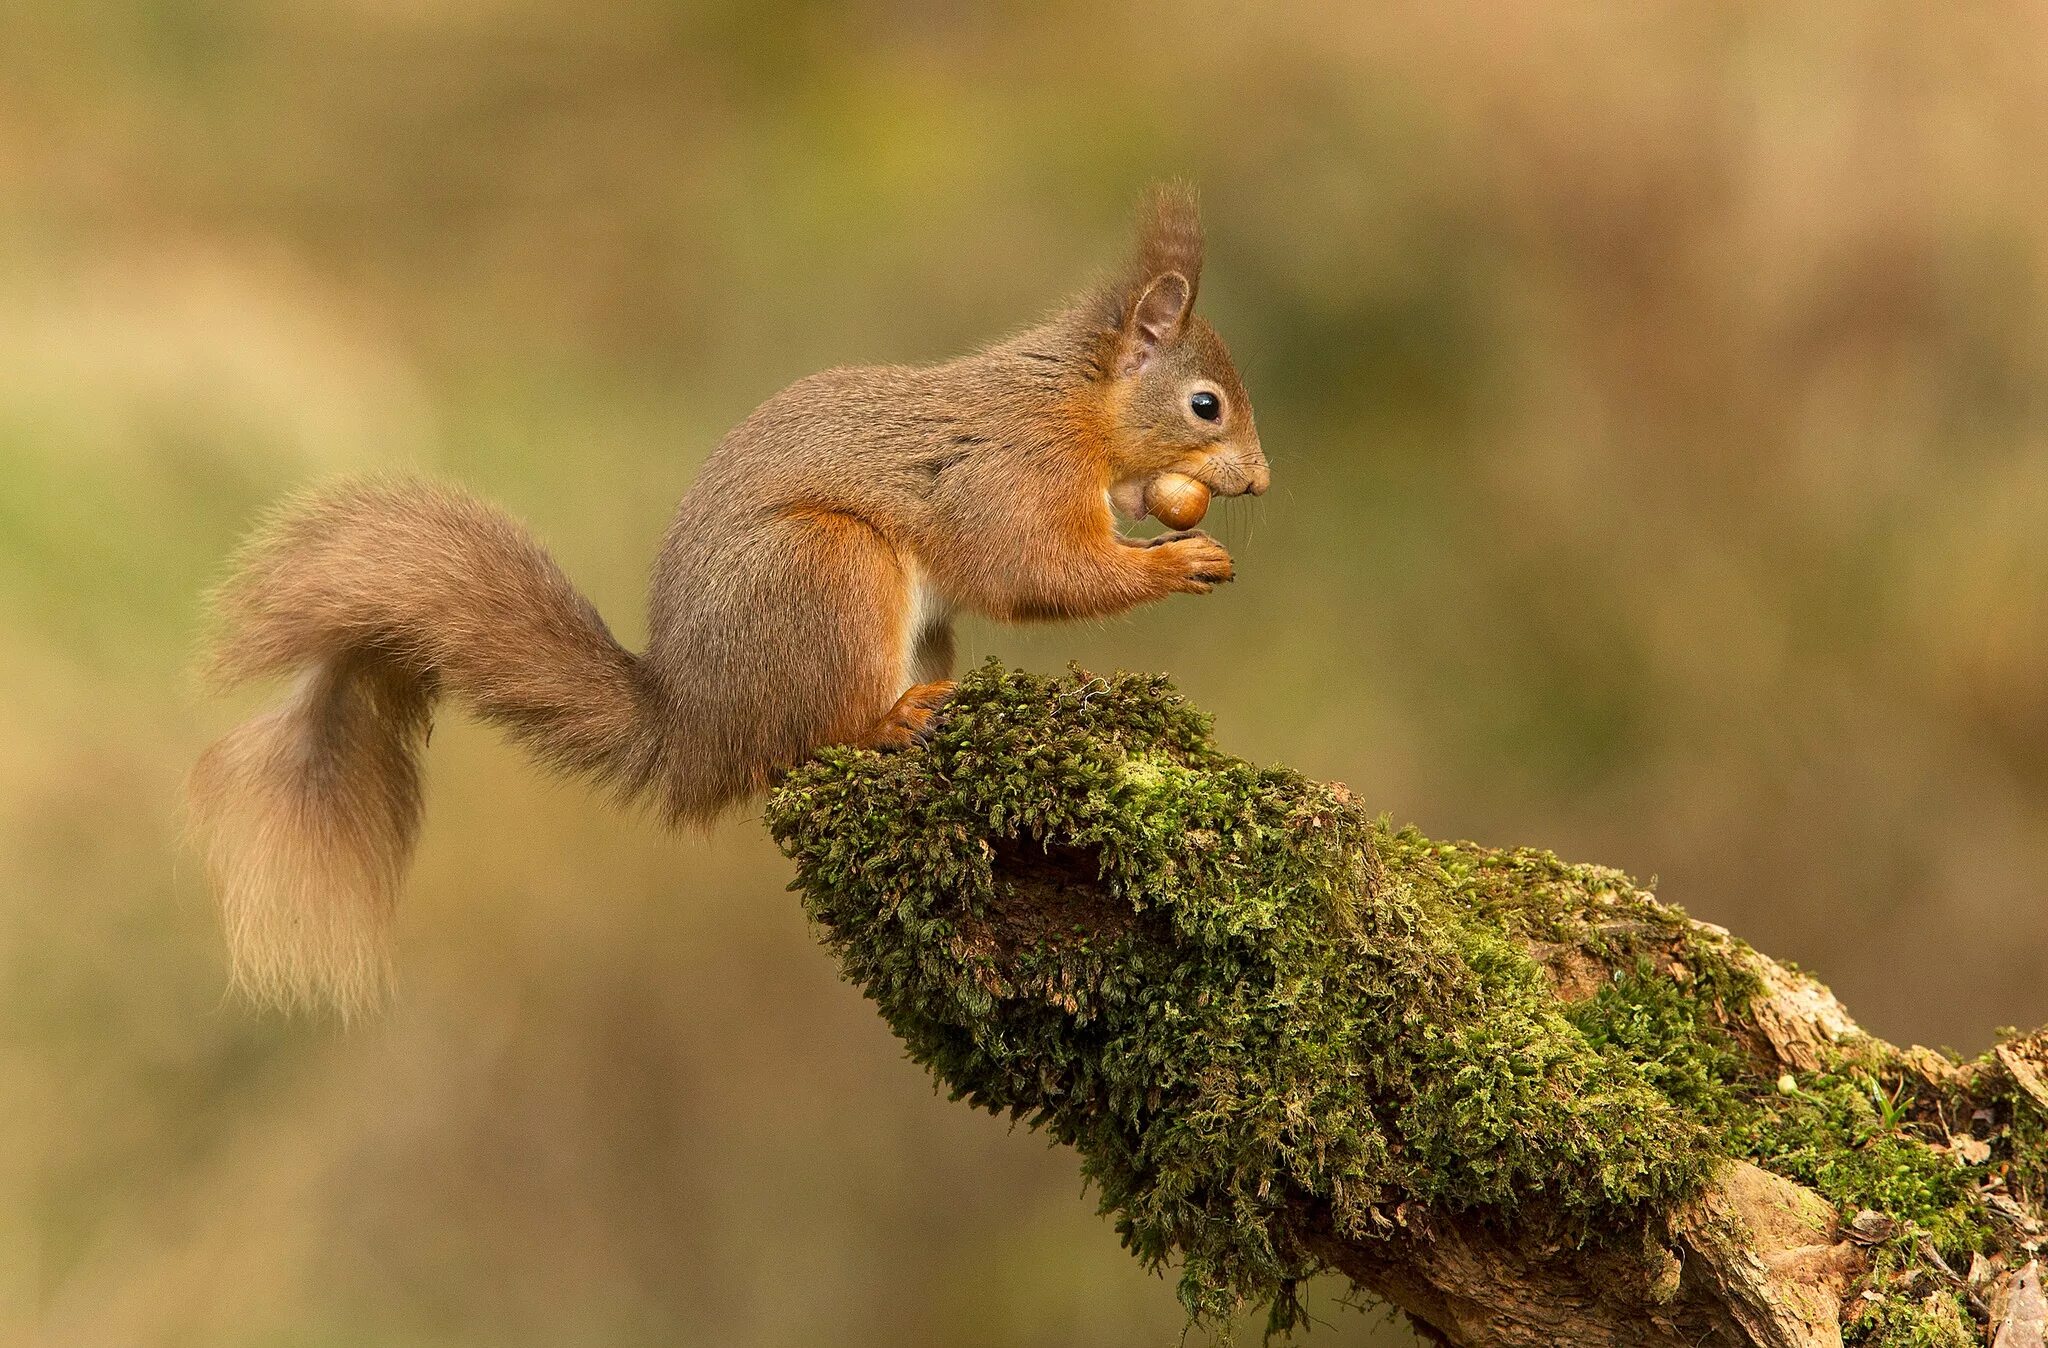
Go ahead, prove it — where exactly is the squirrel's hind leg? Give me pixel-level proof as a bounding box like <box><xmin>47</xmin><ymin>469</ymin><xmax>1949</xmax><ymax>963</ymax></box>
<box><xmin>853</xmin><ymin>617</ymin><xmax>960</xmax><ymax>749</ymax></box>
<box><xmin>653</xmin><ymin>507</ymin><xmax>934</xmax><ymax>812</ymax></box>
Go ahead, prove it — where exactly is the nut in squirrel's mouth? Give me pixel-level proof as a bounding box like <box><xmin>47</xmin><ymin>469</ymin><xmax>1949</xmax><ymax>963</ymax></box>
<box><xmin>1109</xmin><ymin>469</ymin><xmax>1246</xmax><ymax>534</ymax></box>
<box><xmin>1111</xmin><ymin>464</ymin><xmax>1264</xmax><ymax>522</ymax></box>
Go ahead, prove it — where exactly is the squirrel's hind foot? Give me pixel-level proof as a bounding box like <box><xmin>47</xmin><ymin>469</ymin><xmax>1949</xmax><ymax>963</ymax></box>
<box><xmin>858</xmin><ymin>680</ymin><xmax>957</xmax><ymax>751</ymax></box>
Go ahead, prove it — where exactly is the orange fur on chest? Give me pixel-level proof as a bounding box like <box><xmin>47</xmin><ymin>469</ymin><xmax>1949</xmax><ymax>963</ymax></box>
<box><xmin>1029</xmin><ymin>389</ymin><xmax>1123</xmax><ymax>539</ymax></box>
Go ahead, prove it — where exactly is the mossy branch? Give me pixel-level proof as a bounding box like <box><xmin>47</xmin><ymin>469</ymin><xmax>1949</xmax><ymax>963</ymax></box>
<box><xmin>766</xmin><ymin>663</ymin><xmax>2048</xmax><ymax>1348</ymax></box>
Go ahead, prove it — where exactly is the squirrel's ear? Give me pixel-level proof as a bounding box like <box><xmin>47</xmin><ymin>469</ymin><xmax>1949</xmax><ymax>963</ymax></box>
<box><xmin>1115</xmin><ymin>271</ymin><xmax>1193</xmax><ymax>376</ymax></box>
<box><xmin>1106</xmin><ymin>181</ymin><xmax>1203</xmax><ymax>376</ymax></box>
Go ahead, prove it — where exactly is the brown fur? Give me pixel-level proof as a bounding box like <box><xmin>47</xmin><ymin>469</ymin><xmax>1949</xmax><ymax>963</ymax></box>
<box><xmin>190</xmin><ymin>181</ymin><xmax>1269</xmax><ymax>1013</ymax></box>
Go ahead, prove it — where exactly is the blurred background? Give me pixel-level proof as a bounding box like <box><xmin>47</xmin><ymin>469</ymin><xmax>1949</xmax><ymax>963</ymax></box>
<box><xmin>3</xmin><ymin>3</ymin><xmax>2046</xmax><ymax>1344</ymax></box>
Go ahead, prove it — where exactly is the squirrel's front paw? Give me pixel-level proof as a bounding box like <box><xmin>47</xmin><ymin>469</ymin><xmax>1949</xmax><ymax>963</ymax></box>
<box><xmin>1154</xmin><ymin>531</ymin><xmax>1234</xmax><ymax>592</ymax></box>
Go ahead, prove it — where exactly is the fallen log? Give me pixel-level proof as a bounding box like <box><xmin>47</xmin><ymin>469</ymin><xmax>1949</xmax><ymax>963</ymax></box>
<box><xmin>766</xmin><ymin>663</ymin><xmax>2048</xmax><ymax>1347</ymax></box>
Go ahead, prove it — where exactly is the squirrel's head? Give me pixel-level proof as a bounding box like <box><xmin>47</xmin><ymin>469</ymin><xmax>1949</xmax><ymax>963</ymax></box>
<box><xmin>1090</xmin><ymin>183</ymin><xmax>1269</xmax><ymax>519</ymax></box>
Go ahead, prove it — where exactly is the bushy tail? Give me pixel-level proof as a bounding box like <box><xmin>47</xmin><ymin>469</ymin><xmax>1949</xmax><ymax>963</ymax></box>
<box><xmin>187</xmin><ymin>479</ymin><xmax>663</xmax><ymax>1014</ymax></box>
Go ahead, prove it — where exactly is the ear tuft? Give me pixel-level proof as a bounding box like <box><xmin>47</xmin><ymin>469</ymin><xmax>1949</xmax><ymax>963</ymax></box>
<box><xmin>1103</xmin><ymin>181</ymin><xmax>1204</xmax><ymax>376</ymax></box>
<box><xmin>1133</xmin><ymin>180</ymin><xmax>1204</xmax><ymax>297</ymax></box>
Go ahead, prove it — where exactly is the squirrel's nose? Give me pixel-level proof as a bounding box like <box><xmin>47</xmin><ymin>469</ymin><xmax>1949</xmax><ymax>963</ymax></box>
<box><xmin>1244</xmin><ymin>461</ymin><xmax>1270</xmax><ymax>496</ymax></box>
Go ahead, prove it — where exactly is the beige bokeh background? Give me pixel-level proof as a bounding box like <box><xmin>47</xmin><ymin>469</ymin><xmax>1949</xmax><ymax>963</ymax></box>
<box><xmin>4</xmin><ymin>5</ymin><xmax>2047</xmax><ymax>1345</ymax></box>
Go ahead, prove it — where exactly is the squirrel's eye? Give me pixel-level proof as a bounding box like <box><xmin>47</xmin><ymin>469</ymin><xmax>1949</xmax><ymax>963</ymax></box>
<box><xmin>1189</xmin><ymin>390</ymin><xmax>1222</xmax><ymax>422</ymax></box>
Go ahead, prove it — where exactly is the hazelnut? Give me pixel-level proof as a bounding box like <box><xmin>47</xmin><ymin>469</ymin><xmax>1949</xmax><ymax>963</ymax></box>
<box><xmin>1144</xmin><ymin>473</ymin><xmax>1211</xmax><ymax>530</ymax></box>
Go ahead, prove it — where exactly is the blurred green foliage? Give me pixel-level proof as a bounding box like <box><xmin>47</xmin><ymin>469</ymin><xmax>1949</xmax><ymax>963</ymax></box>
<box><xmin>3</xmin><ymin>3</ymin><xmax>2048</xmax><ymax>1345</ymax></box>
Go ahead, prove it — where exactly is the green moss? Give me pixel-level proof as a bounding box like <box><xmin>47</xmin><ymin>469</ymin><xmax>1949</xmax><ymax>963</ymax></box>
<box><xmin>765</xmin><ymin>662</ymin><xmax>2046</xmax><ymax>1333</ymax></box>
<box><xmin>769</xmin><ymin>663</ymin><xmax>1721</xmax><ymax>1324</ymax></box>
<box><xmin>1732</xmin><ymin>1065</ymin><xmax>1993</xmax><ymax>1260</ymax></box>
<box><xmin>1563</xmin><ymin>962</ymin><xmax>1749</xmax><ymax>1126</ymax></box>
<box><xmin>1845</xmin><ymin>1289</ymin><xmax>1977</xmax><ymax>1348</ymax></box>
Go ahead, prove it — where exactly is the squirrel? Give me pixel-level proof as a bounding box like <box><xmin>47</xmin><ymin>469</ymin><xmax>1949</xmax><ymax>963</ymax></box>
<box><xmin>188</xmin><ymin>182</ymin><xmax>1269</xmax><ymax>1014</ymax></box>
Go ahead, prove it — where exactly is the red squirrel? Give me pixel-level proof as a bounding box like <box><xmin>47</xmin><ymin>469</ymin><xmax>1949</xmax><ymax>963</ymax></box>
<box><xmin>189</xmin><ymin>183</ymin><xmax>1269</xmax><ymax>1012</ymax></box>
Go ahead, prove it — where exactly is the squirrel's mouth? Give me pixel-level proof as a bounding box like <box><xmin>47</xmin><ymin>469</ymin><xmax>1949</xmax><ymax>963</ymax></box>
<box><xmin>1110</xmin><ymin>456</ymin><xmax>1267</xmax><ymax>524</ymax></box>
<box><xmin>1108</xmin><ymin>464</ymin><xmax>1262</xmax><ymax>535</ymax></box>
